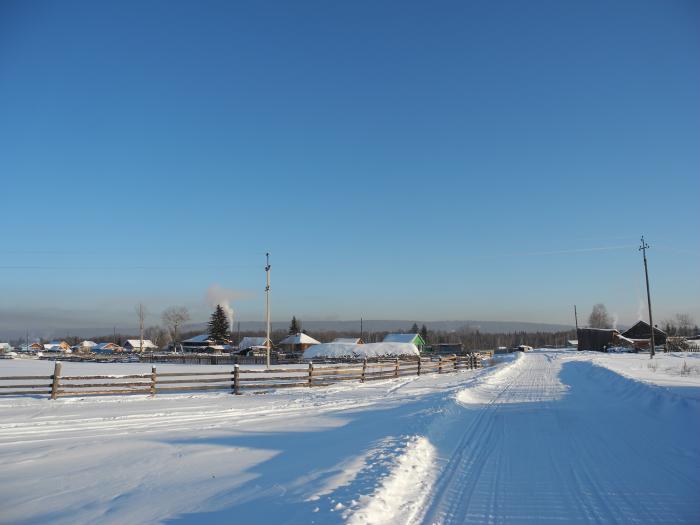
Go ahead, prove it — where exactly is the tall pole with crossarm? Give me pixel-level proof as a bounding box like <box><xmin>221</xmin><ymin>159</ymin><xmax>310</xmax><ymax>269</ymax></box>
<box><xmin>265</xmin><ymin>253</ymin><xmax>271</xmax><ymax>368</ymax></box>
<box><xmin>639</xmin><ymin>237</ymin><xmax>655</xmax><ymax>358</ymax></box>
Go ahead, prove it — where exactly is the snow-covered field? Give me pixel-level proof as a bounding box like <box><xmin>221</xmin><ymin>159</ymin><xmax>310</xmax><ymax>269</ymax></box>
<box><xmin>1</xmin><ymin>350</ymin><xmax>698</xmax><ymax>524</ymax></box>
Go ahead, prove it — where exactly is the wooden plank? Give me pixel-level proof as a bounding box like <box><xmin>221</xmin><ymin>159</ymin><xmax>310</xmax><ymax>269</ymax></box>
<box><xmin>0</xmin><ymin>390</ymin><xmax>51</xmax><ymax>396</ymax></box>
<box><xmin>60</xmin><ymin>374</ymin><xmax>150</xmax><ymax>380</ymax></box>
<box><xmin>156</xmin><ymin>371</ymin><xmax>234</xmax><ymax>377</ymax></box>
<box><xmin>311</xmin><ymin>369</ymin><xmax>362</xmax><ymax>376</ymax></box>
<box><xmin>308</xmin><ymin>365</ymin><xmax>364</xmax><ymax>372</ymax></box>
<box><xmin>56</xmin><ymin>382</ymin><xmax>152</xmax><ymax>388</ymax></box>
<box><xmin>237</xmin><ymin>382</ymin><xmax>308</xmax><ymax>390</ymax></box>
<box><xmin>155</xmin><ymin>377</ymin><xmax>233</xmax><ymax>385</ymax></box>
<box><xmin>155</xmin><ymin>385</ymin><xmax>233</xmax><ymax>393</ymax></box>
<box><xmin>58</xmin><ymin>389</ymin><xmax>152</xmax><ymax>396</ymax></box>
<box><xmin>0</xmin><ymin>375</ymin><xmax>52</xmax><ymax>380</ymax></box>
<box><xmin>0</xmin><ymin>383</ymin><xmax>51</xmax><ymax>389</ymax></box>
<box><xmin>237</xmin><ymin>375</ymin><xmax>307</xmax><ymax>382</ymax></box>
<box><xmin>238</xmin><ymin>368</ymin><xmax>307</xmax><ymax>374</ymax></box>
<box><xmin>309</xmin><ymin>375</ymin><xmax>361</xmax><ymax>382</ymax></box>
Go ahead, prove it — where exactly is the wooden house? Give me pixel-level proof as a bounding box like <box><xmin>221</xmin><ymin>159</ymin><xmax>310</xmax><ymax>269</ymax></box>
<box><xmin>278</xmin><ymin>333</ymin><xmax>320</xmax><ymax>354</ymax></box>
<box><xmin>93</xmin><ymin>342</ymin><xmax>122</xmax><ymax>353</ymax></box>
<box><xmin>383</xmin><ymin>333</ymin><xmax>426</xmax><ymax>352</ymax></box>
<box><xmin>122</xmin><ymin>339</ymin><xmax>158</xmax><ymax>352</ymax></box>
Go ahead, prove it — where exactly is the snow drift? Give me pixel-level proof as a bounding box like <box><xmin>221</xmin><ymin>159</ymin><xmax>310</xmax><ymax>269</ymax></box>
<box><xmin>304</xmin><ymin>342</ymin><xmax>420</xmax><ymax>359</ymax></box>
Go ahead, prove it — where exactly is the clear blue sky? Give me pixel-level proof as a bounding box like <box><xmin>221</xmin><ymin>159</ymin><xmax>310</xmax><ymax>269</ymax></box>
<box><xmin>1</xmin><ymin>0</ymin><xmax>698</xmax><ymax>336</ymax></box>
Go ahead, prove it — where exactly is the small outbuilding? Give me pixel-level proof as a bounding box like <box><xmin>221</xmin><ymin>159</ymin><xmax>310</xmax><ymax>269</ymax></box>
<box><xmin>278</xmin><ymin>333</ymin><xmax>321</xmax><ymax>354</ymax></box>
<box><xmin>576</xmin><ymin>328</ymin><xmax>621</xmax><ymax>352</ymax></box>
<box><xmin>332</xmin><ymin>337</ymin><xmax>364</xmax><ymax>344</ymax></box>
<box><xmin>430</xmin><ymin>343</ymin><xmax>465</xmax><ymax>355</ymax></box>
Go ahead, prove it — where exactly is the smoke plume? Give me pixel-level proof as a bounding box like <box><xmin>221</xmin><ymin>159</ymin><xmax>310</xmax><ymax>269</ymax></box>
<box><xmin>205</xmin><ymin>284</ymin><xmax>245</xmax><ymax>329</ymax></box>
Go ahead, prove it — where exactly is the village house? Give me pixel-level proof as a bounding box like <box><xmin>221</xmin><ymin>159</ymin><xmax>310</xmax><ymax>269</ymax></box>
<box><xmin>20</xmin><ymin>342</ymin><xmax>43</xmax><ymax>352</ymax></box>
<box><xmin>73</xmin><ymin>340</ymin><xmax>98</xmax><ymax>352</ymax></box>
<box><xmin>122</xmin><ymin>339</ymin><xmax>158</xmax><ymax>352</ymax></box>
<box><xmin>43</xmin><ymin>340</ymin><xmax>71</xmax><ymax>352</ymax></box>
<box><xmin>93</xmin><ymin>342</ymin><xmax>122</xmax><ymax>353</ymax></box>
<box><xmin>383</xmin><ymin>333</ymin><xmax>426</xmax><ymax>352</ymax></box>
<box><xmin>238</xmin><ymin>336</ymin><xmax>272</xmax><ymax>355</ymax></box>
<box><xmin>331</xmin><ymin>337</ymin><xmax>364</xmax><ymax>344</ymax></box>
<box><xmin>181</xmin><ymin>334</ymin><xmax>217</xmax><ymax>353</ymax></box>
<box><xmin>278</xmin><ymin>333</ymin><xmax>321</xmax><ymax>354</ymax></box>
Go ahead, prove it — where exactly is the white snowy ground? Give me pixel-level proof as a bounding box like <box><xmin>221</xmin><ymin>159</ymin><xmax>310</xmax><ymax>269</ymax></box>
<box><xmin>0</xmin><ymin>351</ymin><xmax>698</xmax><ymax>524</ymax></box>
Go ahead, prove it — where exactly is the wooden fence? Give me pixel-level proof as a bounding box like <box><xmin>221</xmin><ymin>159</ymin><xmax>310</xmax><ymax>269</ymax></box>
<box><xmin>0</xmin><ymin>355</ymin><xmax>484</xmax><ymax>399</ymax></box>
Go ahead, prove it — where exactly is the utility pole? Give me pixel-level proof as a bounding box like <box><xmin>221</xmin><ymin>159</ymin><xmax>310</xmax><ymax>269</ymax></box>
<box><xmin>639</xmin><ymin>236</ymin><xmax>655</xmax><ymax>358</ymax></box>
<box><xmin>113</xmin><ymin>326</ymin><xmax>117</xmax><ymax>345</ymax></box>
<box><xmin>136</xmin><ymin>303</ymin><xmax>145</xmax><ymax>353</ymax></box>
<box><xmin>265</xmin><ymin>253</ymin><xmax>271</xmax><ymax>369</ymax></box>
<box><xmin>360</xmin><ymin>317</ymin><xmax>363</xmax><ymax>340</ymax></box>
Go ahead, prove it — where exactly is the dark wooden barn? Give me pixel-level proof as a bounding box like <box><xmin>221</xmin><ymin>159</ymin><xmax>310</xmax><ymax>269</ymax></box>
<box><xmin>621</xmin><ymin>321</ymin><xmax>667</xmax><ymax>346</ymax></box>
<box><xmin>576</xmin><ymin>328</ymin><xmax>620</xmax><ymax>352</ymax></box>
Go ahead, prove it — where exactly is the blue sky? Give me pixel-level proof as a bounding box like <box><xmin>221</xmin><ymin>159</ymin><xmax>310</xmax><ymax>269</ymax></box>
<box><xmin>1</xmin><ymin>0</ymin><xmax>698</xmax><ymax>336</ymax></box>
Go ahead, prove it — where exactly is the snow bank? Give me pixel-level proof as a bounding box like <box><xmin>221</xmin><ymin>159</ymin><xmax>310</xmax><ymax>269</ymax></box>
<box><xmin>303</xmin><ymin>342</ymin><xmax>419</xmax><ymax>359</ymax></box>
<box><xmin>345</xmin><ymin>435</ymin><xmax>437</xmax><ymax>525</ymax></box>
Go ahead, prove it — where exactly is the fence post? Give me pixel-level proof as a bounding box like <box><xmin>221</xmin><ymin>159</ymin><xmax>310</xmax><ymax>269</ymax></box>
<box><xmin>361</xmin><ymin>358</ymin><xmax>367</xmax><ymax>383</ymax></box>
<box><xmin>50</xmin><ymin>361</ymin><xmax>62</xmax><ymax>400</ymax></box>
<box><xmin>233</xmin><ymin>364</ymin><xmax>240</xmax><ymax>395</ymax></box>
<box><xmin>150</xmin><ymin>366</ymin><xmax>157</xmax><ymax>396</ymax></box>
<box><xmin>452</xmin><ymin>354</ymin><xmax>457</xmax><ymax>372</ymax></box>
<box><xmin>417</xmin><ymin>357</ymin><xmax>421</xmax><ymax>376</ymax></box>
<box><xmin>395</xmin><ymin>358</ymin><xmax>399</xmax><ymax>378</ymax></box>
<box><xmin>308</xmin><ymin>361</ymin><xmax>314</xmax><ymax>387</ymax></box>
<box><xmin>438</xmin><ymin>357</ymin><xmax>443</xmax><ymax>374</ymax></box>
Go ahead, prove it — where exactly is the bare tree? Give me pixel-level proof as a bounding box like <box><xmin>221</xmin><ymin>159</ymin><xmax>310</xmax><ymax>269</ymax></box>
<box><xmin>144</xmin><ymin>325</ymin><xmax>170</xmax><ymax>348</ymax></box>
<box><xmin>162</xmin><ymin>306</ymin><xmax>191</xmax><ymax>350</ymax></box>
<box><xmin>675</xmin><ymin>313</ymin><xmax>695</xmax><ymax>336</ymax></box>
<box><xmin>588</xmin><ymin>303</ymin><xmax>612</xmax><ymax>328</ymax></box>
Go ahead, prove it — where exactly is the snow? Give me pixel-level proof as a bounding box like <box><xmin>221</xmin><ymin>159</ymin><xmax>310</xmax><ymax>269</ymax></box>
<box><xmin>124</xmin><ymin>339</ymin><xmax>158</xmax><ymax>349</ymax></box>
<box><xmin>304</xmin><ymin>342</ymin><xmax>420</xmax><ymax>359</ymax></box>
<box><xmin>182</xmin><ymin>334</ymin><xmax>214</xmax><ymax>343</ymax></box>
<box><xmin>278</xmin><ymin>333</ymin><xmax>321</xmax><ymax>345</ymax></box>
<box><xmin>383</xmin><ymin>333</ymin><xmax>420</xmax><ymax>343</ymax></box>
<box><xmin>0</xmin><ymin>350</ymin><xmax>698</xmax><ymax>524</ymax></box>
<box><xmin>238</xmin><ymin>336</ymin><xmax>269</xmax><ymax>350</ymax></box>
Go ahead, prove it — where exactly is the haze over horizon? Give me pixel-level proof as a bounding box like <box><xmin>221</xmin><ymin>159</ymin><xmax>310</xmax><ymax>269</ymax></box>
<box><xmin>1</xmin><ymin>0</ymin><xmax>698</xmax><ymax>338</ymax></box>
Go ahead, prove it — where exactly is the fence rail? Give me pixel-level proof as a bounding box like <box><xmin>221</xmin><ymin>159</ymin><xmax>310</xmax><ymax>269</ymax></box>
<box><xmin>0</xmin><ymin>354</ymin><xmax>485</xmax><ymax>399</ymax></box>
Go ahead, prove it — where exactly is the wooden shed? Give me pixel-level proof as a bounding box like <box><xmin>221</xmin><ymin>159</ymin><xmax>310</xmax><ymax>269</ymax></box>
<box><xmin>621</xmin><ymin>321</ymin><xmax>667</xmax><ymax>347</ymax></box>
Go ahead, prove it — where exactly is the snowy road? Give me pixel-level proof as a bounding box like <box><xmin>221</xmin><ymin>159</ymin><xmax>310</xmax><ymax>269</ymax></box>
<box><xmin>422</xmin><ymin>352</ymin><xmax>700</xmax><ymax>524</ymax></box>
<box><xmin>1</xmin><ymin>352</ymin><xmax>698</xmax><ymax>524</ymax></box>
